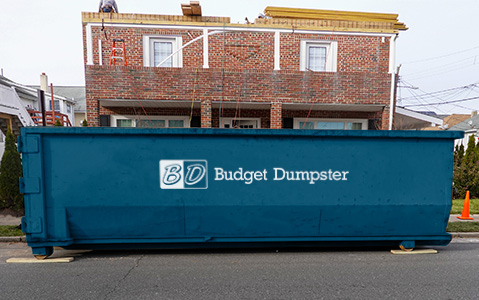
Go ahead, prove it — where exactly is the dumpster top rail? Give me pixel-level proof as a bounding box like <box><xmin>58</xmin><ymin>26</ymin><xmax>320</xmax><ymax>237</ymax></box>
<box><xmin>20</xmin><ymin>127</ymin><xmax>464</xmax><ymax>140</ymax></box>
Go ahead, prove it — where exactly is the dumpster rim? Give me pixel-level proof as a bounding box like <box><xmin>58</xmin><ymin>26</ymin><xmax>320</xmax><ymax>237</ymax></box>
<box><xmin>20</xmin><ymin>127</ymin><xmax>464</xmax><ymax>140</ymax></box>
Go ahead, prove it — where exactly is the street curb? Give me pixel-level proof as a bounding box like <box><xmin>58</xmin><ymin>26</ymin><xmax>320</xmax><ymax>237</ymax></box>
<box><xmin>449</xmin><ymin>232</ymin><xmax>479</xmax><ymax>239</ymax></box>
<box><xmin>1</xmin><ymin>234</ymin><xmax>479</xmax><ymax>244</ymax></box>
<box><xmin>0</xmin><ymin>236</ymin><xmax>26</xmax><ymax>243</ymax></box>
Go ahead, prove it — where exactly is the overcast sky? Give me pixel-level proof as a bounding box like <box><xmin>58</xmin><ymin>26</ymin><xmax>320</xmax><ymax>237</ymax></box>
<box><xmin>1</xmin><ymin>0</ymin><xmax>478</xmax><ymax>114</ymax></box>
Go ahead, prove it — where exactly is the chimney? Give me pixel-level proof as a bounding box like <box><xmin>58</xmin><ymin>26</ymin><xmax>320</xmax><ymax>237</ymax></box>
<box><xmin>40</xmin><ymin>73</ymin><xmax>48</xmax><ymax>92</ymax></box>
<box><xmin>472</xmin><ymin>111</ymin><xmax>478</xmax><ymax>117</ymax></box>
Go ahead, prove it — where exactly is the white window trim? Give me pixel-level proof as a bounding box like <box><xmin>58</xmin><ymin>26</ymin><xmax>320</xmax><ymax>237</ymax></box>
<box><xmin>111</xmin><ymin>115</ymin><xmax>190</xmax><ymax>128</ymax></box>
<box><xmin>143</xmin><ymin>35</ymin><xmax>183</xmax><ymax>67</ymax></box>
<box><xmin>221</xmin><ymin>118</ymin><xmax>261</xmax><ymax>129</ymax></box>
<box><xmin>294</xmin><ymin>118</ymin><xmax>368</xmax><ymax>130</ymax></box>
<box><xmin>300</xmin><ymin>40</ymin><xmax>338</xmax><ymax>72</ymax></box>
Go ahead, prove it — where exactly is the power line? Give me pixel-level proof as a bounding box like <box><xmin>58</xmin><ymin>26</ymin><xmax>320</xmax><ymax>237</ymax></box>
<box><xmin>401</xmin><ymin>45</ymin><xmax>479</xmax><ymax>64</ymax></box>
<box><xmin>398</xmin><ymin>79</ymin><xmax>479</xmax><ymax>111</ymax></box>
<box><xmin>401</xmin><ymin>83</ymin><xmax>448</xmax><ymax>114</ymax></box>
<box><xmin>399</xmin><ymin>81</ymin><xmax>479</xmax><ymax>101</ymax></box>
<box><xmin>403</xmin><ymin>62</ymin><xmax>478</xmax><ymax>81</ymax></box>
<box><xmin>402</xmin><ymin>95</ymin><xmax>479</xmax><ymax>107</ymax></box>
<box><xmin>403</xmin><ymin>56</ymin><xmax>477</xmax><ymax>78</ymax></box>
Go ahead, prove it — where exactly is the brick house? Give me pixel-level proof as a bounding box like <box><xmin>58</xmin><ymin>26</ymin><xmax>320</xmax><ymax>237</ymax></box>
<box><xmin>82</xmin><ymin>4</ymin><xmax>407</xmax><ymax>130</ymax></box>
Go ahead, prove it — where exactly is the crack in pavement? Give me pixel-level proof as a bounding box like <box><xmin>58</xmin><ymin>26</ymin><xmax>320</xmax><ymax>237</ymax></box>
<box><xmin>102</xmin><ymin>255</ymin><xmax>144</xmax><ymax>300</ymax></box>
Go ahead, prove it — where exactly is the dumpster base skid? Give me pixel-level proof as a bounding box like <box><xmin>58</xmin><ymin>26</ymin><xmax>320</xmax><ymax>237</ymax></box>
<box><xmin>49</xmin><ymin>234</ymin><xmax>453</xmax><ymax>252</ymax></box>
<box><xmin>32</xmin><ymin>246</ymin><xmax>53</xmax><ymax>259</ymax></box>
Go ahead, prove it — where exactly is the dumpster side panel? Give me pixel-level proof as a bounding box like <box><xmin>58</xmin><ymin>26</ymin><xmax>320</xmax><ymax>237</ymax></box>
<box><xmin>19</xmin><ymin>129</ymin><xmax>460</xmax><ymax>250</ymax></box>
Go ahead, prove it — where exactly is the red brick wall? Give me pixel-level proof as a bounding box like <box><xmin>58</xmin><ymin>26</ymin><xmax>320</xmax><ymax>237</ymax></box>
<box><xmin>83</xmin><ymin>25</ymin><xmax>390</xmax><ymax>72</ymax></box>
<box><xmin>208</xmin><ymin>32</ymin><xmax>275</xmax><ymax>70</ymax></box>
<box><xmin>86</xmin><ymin>66</ymin><xmax>390</xmax><ymax>101</ymax></box>
<box><xmin>280</xmin><ymin>34</ymin><xmax>389</xmax><ymax>72</ymax></box>
<box><xmin>86</xmin><ymin>65</ymin><xmax>390</xmax><ymax>126</ymax></box>
<box><xmin>83</xmin><ymin>23</ymin><xmax>392</xmax><ymax>129</ymax></box>
<box><xmin>85</xmin><ymin>26</ymin><xmax>204</xmax><ymax>67</ymax></box>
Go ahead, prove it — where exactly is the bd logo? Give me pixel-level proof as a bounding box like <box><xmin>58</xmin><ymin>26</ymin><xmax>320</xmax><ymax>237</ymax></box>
<box><xmin>159</xmin><ymin>160</ymin><xmax>208</xmax><ymax>189</ymax></box>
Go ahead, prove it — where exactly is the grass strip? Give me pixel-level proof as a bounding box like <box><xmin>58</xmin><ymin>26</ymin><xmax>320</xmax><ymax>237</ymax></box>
<box><xmin>450</xmin><ymin>198</ymin><xmax>479</xmax><ymax>214</ymax></box>
<box><xmin>0</xmin><ymin>225</ymin><xmax>23</xmax><ymax>237</ymax></box>
<box><xmin>446</xmin><ymin>222</ymin><xmax>479</xmax><ymax>232</ymax></box>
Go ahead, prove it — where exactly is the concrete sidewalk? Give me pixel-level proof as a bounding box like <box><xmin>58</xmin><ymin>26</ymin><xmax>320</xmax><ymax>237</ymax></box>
<box><xmin>448</xmin><ymin>214</ymin><xmax>479</xmax><ymax>222</ymax></box>
<box><xmin>0</xmin><ymin>215</ymin><xmax>22</xmax><ymax>226</ymax></box>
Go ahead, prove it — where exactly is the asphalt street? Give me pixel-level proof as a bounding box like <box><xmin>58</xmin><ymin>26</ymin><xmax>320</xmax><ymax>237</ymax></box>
<box><xmin>1</xmin><ymin>240</ymin><xmax>479</xmax><ymax>300</ymax></box>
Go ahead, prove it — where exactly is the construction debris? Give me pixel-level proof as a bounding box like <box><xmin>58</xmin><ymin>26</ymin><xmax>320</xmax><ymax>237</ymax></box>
<box><xmin>261</xmin><ymin>6</ymin><xmax>407</xmax><ymax>31</ymax></box>
<box><xmin>182</xmin><ymin>1</ymin><xmax>202</xmax><ymax>16</ymax></box>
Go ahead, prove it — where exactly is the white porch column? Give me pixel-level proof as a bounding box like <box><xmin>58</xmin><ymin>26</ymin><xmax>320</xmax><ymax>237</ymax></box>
<box><xmin>274</xmin><ymin>31</ymin><xmax>280</xmax><ymax>70</ymax></box>
<box><xmin>203</xmin><ymin>28</ymin><xmax>209</xmax><ymax>68</ymax></box>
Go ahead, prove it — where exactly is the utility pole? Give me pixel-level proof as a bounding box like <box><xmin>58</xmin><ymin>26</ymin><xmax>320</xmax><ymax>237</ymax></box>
<box><xmin>37</xmin><ymin>90</ymin><xmax>46</xmax><ymax>126</ymax></box>
<box><xmin>391</xmin><ymin>64</ymin><xmax>402</xmax><ymax>130</ymax></box>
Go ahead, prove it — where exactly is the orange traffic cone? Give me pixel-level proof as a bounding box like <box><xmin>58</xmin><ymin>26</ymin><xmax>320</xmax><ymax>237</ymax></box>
<box><xmin>457</xmin><ymin>191</ymin><xmax>474</xmax><ymax>220</ymax></box>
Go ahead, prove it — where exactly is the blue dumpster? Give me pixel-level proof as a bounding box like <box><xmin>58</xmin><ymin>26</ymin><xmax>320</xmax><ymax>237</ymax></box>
<box><xmin>19</xmin><ymin>128</ymin><xmax>462</xmax><ymax>258</ymax></box>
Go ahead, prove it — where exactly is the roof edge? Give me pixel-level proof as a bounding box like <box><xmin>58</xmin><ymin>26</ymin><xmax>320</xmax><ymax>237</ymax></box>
<box><xmin>82</xmin><ymin>11</ymin><xmax>403</xmax><ymax>34</ymax></box>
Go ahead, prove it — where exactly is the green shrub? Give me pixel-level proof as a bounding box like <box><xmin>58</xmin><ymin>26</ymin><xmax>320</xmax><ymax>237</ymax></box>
<box><xmin>0</xmin><ymin>130</ymin><xmax>23</xmax><ymax>211</ymax></box>
<box><xmin>82</xmin><ymin>119</ymin><xmax>88</xmax><ymax>127</ymax></box>
<box><xmin>453</xmin><ymin>135</ymin><xmax>479</xmax><ymax>198</ymax></box>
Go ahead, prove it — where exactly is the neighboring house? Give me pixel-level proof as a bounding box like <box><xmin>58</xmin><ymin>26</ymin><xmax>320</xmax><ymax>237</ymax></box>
<box><xmin>448</xmin><ymin>112</ymin><xmax>479</xmax><ymax>149</ymax></box>
<box><xmin>0</xmin><ymin>76</ymin><xmax>37</xmax><ymax>138</ymax></box>
<box><xmin>394</xmin><ymin>107</ymin><xmax>443</xmax><ymax>130</ymax></box>
<box><xmin>0</xmin><ymin>75</ymin><xmax>77</xmax><ymax>156</ymax></box>
<box><xmin>0</xmin><ymin>83</ymin><xmax>36</xmax><ymax>158</ymax></box>
<box><xmin>441</xmin><ymin>114</ymin><xmax>470</xmax><ymax>129</ymax></box>
<box><xmin>29</xmin><ymin>86</ymin><xmax>86</xmax><ymax>126</ymax></box>
<box><xmin>82</xmin><ymin>3</ymin><xmax>407</xmax><ymax>129</ymax></box>
<box><xmin>0</xmin><ymin>75</ymin><xmax>76</xmax><ymax>128</ymax></box>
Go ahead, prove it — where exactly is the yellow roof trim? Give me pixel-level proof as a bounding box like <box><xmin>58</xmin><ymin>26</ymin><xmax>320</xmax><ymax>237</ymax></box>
<box><xmin>81</xmin><ymin>12</ymin><xmax>403</xmax><ymax>34</ymax></box>
<box><xmin>264</xmin><ymin>6</ymin><xmax>407</xmax><ymax>31</ymax></box>
<box><xmin>265</xmin><ymin>7</ymin><xmax>399</xmax><ymax>20</ymax></box>
<box><xmin>82</xmin><ymin>12</ymin><xmax>230</xmax><ymax>25</ymax></box>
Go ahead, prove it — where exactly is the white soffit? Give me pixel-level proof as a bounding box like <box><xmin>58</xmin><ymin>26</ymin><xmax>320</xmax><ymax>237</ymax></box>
<box><xmin>396</xmin><ymin>107</ymin><xmax>443</xmax><ymax>125</ymax></box>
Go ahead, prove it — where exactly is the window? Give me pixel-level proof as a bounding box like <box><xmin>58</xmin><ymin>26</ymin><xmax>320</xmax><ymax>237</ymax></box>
<box><xmin>111</xmin><ymin>116</ymin><xmax>189</xmax><ymax>128</ymax></box>
<box><xmin>48</xmin><ymin>100</ymin><xmax>60</xmax><ymax>112</ymax></box>
<box><xmin>153</xmin><ymin>41</ymin><xmax>173</xmax><ymax>67</ymax></box>
<box><xmin>116</xmin><ymin>119</ymin><xmax>133</xmax><ymax>128</ymax></box>
<box><xmin>168</xmin><ymin>119</ymin><xmax>185</xmax><ymax>128</ymax></box>
<box><xmin>143</xmin><ymin>36</ymin><xmax>182</xmax><ymax>68</ymax></box>
<box><xmin>137</xmin><ymin>120</ymin><xmax>165</xmax><ymax>128</ymax></box>
<box><xmin>66</xmin><ymin>104</ymin><xmax>72</xmax><ymax>114</ymax></box>
<box><xmin>300</xmin><ymin>40</ymin><xmax>338</xmax><ymax>72</ymax></box>
<box><xmin>294</xmin><ymin>118</ymin><xmax>367</xmax><ymax>130</ymax></box>
<box><xmin>221</xmin><ymin>118</ymin><xmax>261</xmax><ymax>129</ymax></box>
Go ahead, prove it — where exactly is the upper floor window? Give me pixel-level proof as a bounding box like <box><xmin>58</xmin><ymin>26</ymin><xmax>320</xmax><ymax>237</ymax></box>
<box><xmin>143</xmin><ymin>36</ymin><xmax>183</xmax><ymax>68</ymax></box>
<box><xmin>48</xmin><ymin>100</ymin><xmax>60</xmax><ymax>112</ymax></box>
<box><xmin>300</xmin><ymin>40</ymin><xmax>338</xmax><ymax>72</ymax></box>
